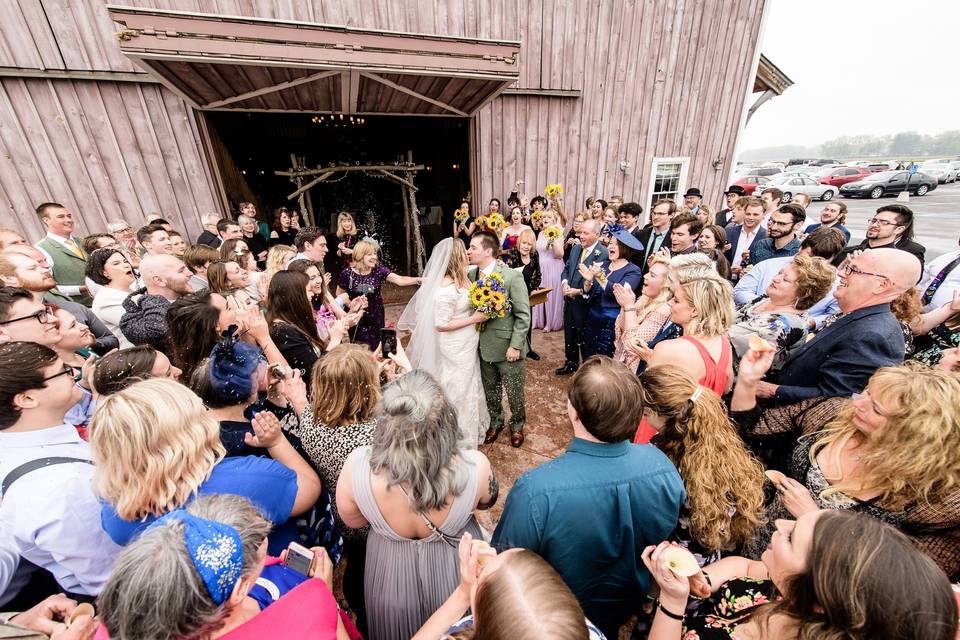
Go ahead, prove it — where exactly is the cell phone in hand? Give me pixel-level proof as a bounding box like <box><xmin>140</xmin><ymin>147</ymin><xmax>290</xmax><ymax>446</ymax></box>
<box><xmin>283</xmin><ymin>541</ymin><xmax>314</xmax><ymax>576</ymax></box>
<box><xmin>381</xmin><ymin>328</ymin><xmax>398</xmax><ymax>359</ymax></box>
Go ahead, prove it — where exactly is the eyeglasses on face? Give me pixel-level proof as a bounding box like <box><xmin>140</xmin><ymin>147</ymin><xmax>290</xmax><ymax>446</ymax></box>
<box><xmin>866</xmin><ymin>217</ymin><xmax>900</xmax><ymax>227</ymax></box>
<box><xmin>837</xmin><ymin>261</ymin><xmax>889</xmax><ymax>282</ymax></box>
<box><xmin>0</xmin><ymin>306</ymin><xmax>57</xmax><ymax>326</ymax></box>
<box><xmin>42</xmin><ymin>365</ymin><xmax>83</xmax><ymax>383</ymax></box>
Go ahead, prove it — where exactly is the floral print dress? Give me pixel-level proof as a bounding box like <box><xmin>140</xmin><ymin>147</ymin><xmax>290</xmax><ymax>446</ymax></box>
<box><xmin>680</xmin><ymin>578</ymin><xmax>780</xmax><ymax>639</ymax></box>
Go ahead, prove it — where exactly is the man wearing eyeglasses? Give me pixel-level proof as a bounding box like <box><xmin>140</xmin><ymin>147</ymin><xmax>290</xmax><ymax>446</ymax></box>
<box><xmin>0</xmin><ymin>287</ymin><xmax>60</xmax><ymax>346</ymax></box>
<box><xmin>0</xmin><ymin>341</ymin><xmax>121</xmax><ymax>599</ymax></box>
<box><xmin>752</xmin><ymin>248</ymin><xmax>921</xmax><ymax>404</ymax></box>
<box><xmin>833</xmin><ymin>204</ymin><xmax>926</xmax><ymax>267</ymax></box>
<box><xmin>748</xmin><ymin>203</ymin><xmax>805</xmax><ymax>266</ymax></box>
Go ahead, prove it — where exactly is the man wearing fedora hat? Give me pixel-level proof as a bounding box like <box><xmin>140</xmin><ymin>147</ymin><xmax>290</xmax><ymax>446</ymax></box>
<box><xmin>683</xmin><ymin>187</ymin><xmax>703</xmax><ymax>215</ymax></box>
<box><xmin>717</xmin><ymin>185</ymin><xmax>745</xmax><ymax>226</ymax></box>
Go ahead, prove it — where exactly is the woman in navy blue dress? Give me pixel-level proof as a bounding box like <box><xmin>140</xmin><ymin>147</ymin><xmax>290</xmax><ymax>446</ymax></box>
<box><xmin>580</xmin><ymin>230</ymin><xmax>644</xmax><ymax>359</ymax></box>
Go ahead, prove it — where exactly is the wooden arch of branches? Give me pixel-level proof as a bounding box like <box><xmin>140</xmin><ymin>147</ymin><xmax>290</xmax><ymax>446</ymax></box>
<box><xmin>275</xmin><ymin>151</ymin><xmax>426</xmax><ymax>273</ymax></box>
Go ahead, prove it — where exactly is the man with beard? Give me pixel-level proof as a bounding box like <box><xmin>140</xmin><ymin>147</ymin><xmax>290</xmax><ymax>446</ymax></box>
<box><xmin>834</xmin><ymin>204</ymin><xmax>925</xmax><ymax>266</ymax></box>
<box><xmin>1</xmin><ymin>246</ymin><xmax>118</xmax><ymax>353</ymax></box>
<box><xmin>804</xmin><ymin>201</ymin><xmax>851</xmax><ymax>243</ymax></box>
<box><xmin>749</xmin><ymin>203</ymin><xmax>805</xmax><ymax>266</ymax></box>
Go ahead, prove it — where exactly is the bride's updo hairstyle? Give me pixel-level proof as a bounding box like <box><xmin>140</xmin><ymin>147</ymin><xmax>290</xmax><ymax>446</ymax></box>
<box><xmin>445</xmin><ymin>238</ymin><xmax>470</xmax><ymax>289</ymax></box>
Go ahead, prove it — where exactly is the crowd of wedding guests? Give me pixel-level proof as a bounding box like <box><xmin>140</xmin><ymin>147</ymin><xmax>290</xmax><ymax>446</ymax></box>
<box><xmin>0</xmin><ymin>185</ymin><xmax>958</xmax><ymax>640</ymax></box>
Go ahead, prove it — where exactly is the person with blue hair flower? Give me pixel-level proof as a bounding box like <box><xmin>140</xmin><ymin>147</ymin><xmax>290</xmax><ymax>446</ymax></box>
<box><xmin>97</xmin><ymin>494</ymin><xmax>359</xmax><ymax>640</ymax></box>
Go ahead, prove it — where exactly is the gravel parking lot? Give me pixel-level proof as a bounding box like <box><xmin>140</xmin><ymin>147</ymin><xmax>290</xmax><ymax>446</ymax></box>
<box><xmin>823</xmin><ymin>182</ymin><xmax>960</xmax><ymax>260</ymax></box>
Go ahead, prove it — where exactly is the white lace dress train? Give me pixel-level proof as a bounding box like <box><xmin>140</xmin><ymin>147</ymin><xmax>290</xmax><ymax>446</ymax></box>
<box><xmin>434</xmin><ymin>284</ymin><xmax>489</xmax><ymax>446</ymax></box>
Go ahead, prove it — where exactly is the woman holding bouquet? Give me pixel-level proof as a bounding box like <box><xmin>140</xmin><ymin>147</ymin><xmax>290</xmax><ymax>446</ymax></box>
<box><xmin>579</xmin><ymin>230</ymin><xmax>644</xmax><ymax>358</ymax></box>
<box><xmin>452</xmin><ymin>199</ymin><xmax>476</xmax><ymax>246</ymax></box>
<box><xmin>533</xmin><ymin>208</ymin><xmax>566</xmax><ymax>332</ymax></box>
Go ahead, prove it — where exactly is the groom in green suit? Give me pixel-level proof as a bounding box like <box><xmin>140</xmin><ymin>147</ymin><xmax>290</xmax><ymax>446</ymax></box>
<box><xmin>467</xmin><ymin>232</ymin><xmax>531</xmax><ymax>448</ymax></box>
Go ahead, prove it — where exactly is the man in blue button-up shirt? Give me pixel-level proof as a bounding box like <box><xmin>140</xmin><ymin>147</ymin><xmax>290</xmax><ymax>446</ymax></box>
<box><xmin>748</xmin><ymin>203</ymin><xmax>805</xmax><ymax>266</ymax></box>
<box><xmin>492</xmin><ymin>356</ymin><xmax>685</xmax><ymax>639</ymax></box>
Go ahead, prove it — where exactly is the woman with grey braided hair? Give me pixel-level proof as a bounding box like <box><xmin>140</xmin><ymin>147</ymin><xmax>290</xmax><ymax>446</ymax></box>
<box><xmin>336</xmin><ymin>369</ymin><xmax>500</xmax><ymax>640</ymax></box>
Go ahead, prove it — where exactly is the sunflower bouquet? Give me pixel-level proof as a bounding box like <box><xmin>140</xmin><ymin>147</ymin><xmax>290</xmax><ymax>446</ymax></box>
<box><xmin>545</xmin><ymin>183</ymin><xmax>564</xmax><ymax>200</ymax></box>
<box><xmin>530</xmin><ymin>210</ymin><xmax>543</xmax><ymax>225</ymax></box>
<box><xmin>453</xmin><ymin>208</ymin><xmax>469</xmax><ymax>224</ymax></box>
<box><xmin>469</xmin><ymin>271</ymin><xmax>512</xmax><ymax>332</ymax></box>
<box><xmin>482</xmin><ymin>212</ymin><xmax>506</xmax><ymax>233</ymax></box>
<box><xmin>544</xmin><ymin>225</ymin><xmax>563</xmax><ymax>242</ymax></box>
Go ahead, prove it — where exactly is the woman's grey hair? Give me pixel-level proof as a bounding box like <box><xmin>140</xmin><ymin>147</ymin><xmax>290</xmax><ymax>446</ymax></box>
<box><xmin>201</xmin><ymin>213</ymin><xmax>221</xmax><ymax>226</ymax></box>
<box><xmin>97</xmin><ymin>494</ymin><xmax>271</xmax><ymax>640</ymax></box>
<box><xmin>369</xmin><ymin>369</ymin><xmax>471</xmax><ymax>514</ymax></box>
<box><xmin>106</xmin><ymin>220</ymin><xmax>130</xmax><ymax>234</ymax></box>
<box><xmin>237</xmin><ymin>214</ymin><xmax>255</xmax><ymax>226</ymax></box>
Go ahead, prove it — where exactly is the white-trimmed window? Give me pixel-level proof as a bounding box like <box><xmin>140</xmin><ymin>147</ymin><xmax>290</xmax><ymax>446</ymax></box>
<box><xmin>647</xmin><ymin>157</ymin><xmax>690</xmax><ymax>209</ymax></box>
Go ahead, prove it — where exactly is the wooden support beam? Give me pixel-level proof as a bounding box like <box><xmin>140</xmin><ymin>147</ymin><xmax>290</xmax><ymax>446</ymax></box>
<box><xmin>287</xmin><ymin>171</ymin><xmax>333</xmax><ymax>200</ymax></box>
<box><xmin>376</xmin><ymin>169</ymin><xmax>418</xmax><ymax>191</ymax></box>
<box><xmin>275</xmin><ymin>164</ymin><xmax>424</xmax><ymax>178</ymax></box>
<box><xmin>204</xmin><ymin>70</ymin><xmax>339</xmax><ymax>109</ymax></box>
<box><xmin>359</xmin><ymin>71</ymin><xmax>468</xmax><ymax>117</ymax></box>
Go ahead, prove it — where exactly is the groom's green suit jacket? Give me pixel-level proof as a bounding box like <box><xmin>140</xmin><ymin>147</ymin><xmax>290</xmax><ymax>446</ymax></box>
<box><xmin>469</xmin><ymin>262</ymin><xmax>531</xmax><ymax>363</ymax></box>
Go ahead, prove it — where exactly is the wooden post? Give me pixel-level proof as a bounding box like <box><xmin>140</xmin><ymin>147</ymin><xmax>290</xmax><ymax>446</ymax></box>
<box><xmin>406</xmin><ymin>170</ymin><xmax>425</xmax><ymax>273</ymax></box>
<box><xmin>401</xmin><ymin>184</ymin><xmax>412</xmax><ymax>272</ymax></box>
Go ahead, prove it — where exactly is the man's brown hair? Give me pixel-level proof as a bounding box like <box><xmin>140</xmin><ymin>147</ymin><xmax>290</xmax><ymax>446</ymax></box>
<box><xmin>182</xmin><ymin>244</ymin><xmax>219</xmax><ymax>274</ymax></box>
<box><xmin>568</xmin><ymin>356</ymin><xmax>645</xmax><ymax>442</ymax></box>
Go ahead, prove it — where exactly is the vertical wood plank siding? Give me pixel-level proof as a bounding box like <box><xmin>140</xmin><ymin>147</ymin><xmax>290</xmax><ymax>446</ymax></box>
<box><xmin>0</xmin><ymin>78</ymin><xmax>219</xmax><ymax>240</ymax></box>
<box><xmin>0</xmin><ymin>0</ymin><xmax>763</xmax><ymax>237</ymax></box>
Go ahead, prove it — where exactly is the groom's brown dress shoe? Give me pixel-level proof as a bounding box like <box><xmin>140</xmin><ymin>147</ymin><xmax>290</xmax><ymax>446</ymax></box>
<box><xmin>511</xmin><ymin>431</ymin><xmax>524</xmax><ymax>448</ymax></box>
<box><xmin>483</xmin><ymin>426</ymin><xmax>504</xmax><ymax>444</ymax></box>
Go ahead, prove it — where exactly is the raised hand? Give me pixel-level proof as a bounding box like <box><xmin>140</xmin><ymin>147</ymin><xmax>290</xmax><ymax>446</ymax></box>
<box><xmin>612</xmin><ymin>282</ymin><xmax>637</xmax><ymax>309</ymax></box>
<box><xmin>245</xmin><ymin>411</ymin><xmax>284</xmax><ymax>449</ymax></box>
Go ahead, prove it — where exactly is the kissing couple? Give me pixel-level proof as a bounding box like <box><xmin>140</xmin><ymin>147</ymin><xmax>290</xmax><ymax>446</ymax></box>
<box><xmin>397</xmin><ymin>232</ymin><xmax>531</xmax><ymax>448</ymax></box>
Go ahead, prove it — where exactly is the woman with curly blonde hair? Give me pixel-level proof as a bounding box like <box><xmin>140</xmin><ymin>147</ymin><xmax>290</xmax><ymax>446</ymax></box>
<box><xmin>733</xmin><ymin>348</ymin><xmax>960</xmax><ymax>579</ymax></box>
<box><xmin>639</xmin><ymin>364</ymin><xmax>765</xmax><ymax>560</ymax></box>
<box><xmin>612</xmin><ymin>253</ymin><xmax>672</xmax><ymax>371</ymax></box>
<box><xmin>91</xmin><ymin>377</ymin><xmax>320</xmax><ymax>551</ymax></box>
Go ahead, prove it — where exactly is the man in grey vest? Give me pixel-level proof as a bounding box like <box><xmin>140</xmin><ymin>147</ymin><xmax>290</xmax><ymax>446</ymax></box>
<box><xmin>33</xmin><ymin>203</ymin><xmax>90</xmax><ymax>306</ymax></box>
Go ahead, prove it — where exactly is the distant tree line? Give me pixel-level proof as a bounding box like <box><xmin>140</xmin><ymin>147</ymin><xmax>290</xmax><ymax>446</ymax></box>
<box><xmin>740</xmin><ymin>130</ymin><xmax>960</xmax><ymax>163</ymax></box>
<box><xmin>820</xmin><ymin>130</ymin><xmax>960</xmax><ymax>158</ymax></box>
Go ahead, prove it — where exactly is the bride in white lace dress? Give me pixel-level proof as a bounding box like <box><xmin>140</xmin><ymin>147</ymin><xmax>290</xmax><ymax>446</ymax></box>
<box><xmin>397</xmin><ymin>238</ymin><xmax>490</xmax><ymax>445</ymax></box>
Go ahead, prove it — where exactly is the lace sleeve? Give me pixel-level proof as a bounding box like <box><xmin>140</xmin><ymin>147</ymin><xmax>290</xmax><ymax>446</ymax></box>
<box><xmin>434</xmin><ymin>287</ymin><xmax>458</xmax><ymax>329</ymax></box>
<box><xmin>733</xmin><ymin>397</ymin><xmax>843</xmax><ymax>438</ymax></box>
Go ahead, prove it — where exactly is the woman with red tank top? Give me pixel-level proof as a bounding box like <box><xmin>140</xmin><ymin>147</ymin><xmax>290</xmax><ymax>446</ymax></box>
<box><xmin>633</xmin><ymin>273</ymin><xmax>736</xmax><ymax>443</ymax></box>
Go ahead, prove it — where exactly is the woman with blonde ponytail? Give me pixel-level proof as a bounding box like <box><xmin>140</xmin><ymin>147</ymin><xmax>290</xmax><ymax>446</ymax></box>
<box><xmin>639</xmin><ymin>364</ymin><xmax>765</xmax><ymax>560</ymax></box>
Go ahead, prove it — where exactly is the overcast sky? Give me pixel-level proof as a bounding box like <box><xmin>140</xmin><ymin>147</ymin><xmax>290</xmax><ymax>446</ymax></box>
<box><xmin>740</xmin><ymin>0</ymin><xmax>960</xmax><ymax>150</ymax></box>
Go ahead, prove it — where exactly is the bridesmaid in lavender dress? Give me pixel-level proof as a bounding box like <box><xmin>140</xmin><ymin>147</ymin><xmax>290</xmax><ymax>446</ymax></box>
<box><xmin>532</xmin><ymin>209</ymin><xmax>566</xmax><ymax>331</ymax></box>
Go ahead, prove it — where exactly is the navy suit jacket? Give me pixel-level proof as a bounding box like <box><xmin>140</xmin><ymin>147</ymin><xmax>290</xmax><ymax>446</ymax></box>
<box><xmin>561</xmin><ymin>242</ymin><xmax>608</xmax><ymax>304</ymax></box>
<box><xmin>772</xmin><ymin>303</ymin><xmax>904</xmax><ymax>404</ymax></box>
<box><xmin>724</xmin><ymin>225</ymin><xmax>768</xmax><ymax>265</ymax></box>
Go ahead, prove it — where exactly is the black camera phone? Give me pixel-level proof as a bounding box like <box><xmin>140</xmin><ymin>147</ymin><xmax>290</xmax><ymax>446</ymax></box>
<box><xmin>381</xmin><ymin>328</ymin><xmax>398</xmax><ymax>359</ymax></box>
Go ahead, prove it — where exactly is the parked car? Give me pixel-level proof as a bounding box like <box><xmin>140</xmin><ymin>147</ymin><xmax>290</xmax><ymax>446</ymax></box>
<box><xmin>919</xmin><ymin>164</ymin><xmax>958</xmax><ymax>184</ymax></box>
<box><xmin>756</xmin><ymin>176</ymin><xmax>839</xmax><ymax>202</ymax></box>
<box><xmin>729</xmin><ymin>174</ymin><xmax>771</xmax><ymax>195</ymax></box>
<box><xmin>868</xmin><ymin>162</ymin><xmax>894</xmax><ymax>172</ymax></box>
<box><xmin>818</xmin><ymin>166</ymin><xmax>874</xmax><ymax>187</ymax></box>
<box><xmin>839</xmin><ymin>171</ymin><xmax>938</xmax><ymax>199</ymax></box>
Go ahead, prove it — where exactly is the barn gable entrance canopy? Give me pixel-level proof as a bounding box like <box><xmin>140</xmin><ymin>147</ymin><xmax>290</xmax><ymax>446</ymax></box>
<box><xmin>106</xmin><ymin>5</ymin><xmax>521</xmax><ymax>116</ymax></box>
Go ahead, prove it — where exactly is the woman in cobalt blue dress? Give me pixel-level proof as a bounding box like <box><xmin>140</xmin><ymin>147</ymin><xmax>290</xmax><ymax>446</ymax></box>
<box><xmin>581</xmin><ymin>229</ymin><xmax>645</xmax><ymax>359</ymax></box>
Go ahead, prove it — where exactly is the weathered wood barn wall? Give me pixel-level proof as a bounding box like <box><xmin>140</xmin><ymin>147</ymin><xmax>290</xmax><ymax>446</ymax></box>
<box><xmin>0</xmin><ymin>0</ymin><xmax>766</xmax><ymax>240</ymax></box>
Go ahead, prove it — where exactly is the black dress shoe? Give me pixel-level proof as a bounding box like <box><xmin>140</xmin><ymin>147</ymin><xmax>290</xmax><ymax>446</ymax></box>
<box><xmin>555</xmin><ymin>362</ymin><xmax>578</xmax><ymax>375</ymax></box>
<box><xmin>483</xmin><ymin>426</ymin><xmax>504</xmax><ymax>444</ymax></box>
<box><xmin>527</xmin><ymin>351</ymin><xmax>540</xmax><ymax>361</ymax></box>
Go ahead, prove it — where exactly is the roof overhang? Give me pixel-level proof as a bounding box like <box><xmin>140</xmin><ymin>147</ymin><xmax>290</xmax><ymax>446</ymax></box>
<box><xmin>753</xmin><ymin>53</ymin><xmax>793</xmax><ymax>95</ymax></box>
<box><xmin>106</xmin><ymin>5</ymin><xmax>520</xmax><ymax>116</ymax></box>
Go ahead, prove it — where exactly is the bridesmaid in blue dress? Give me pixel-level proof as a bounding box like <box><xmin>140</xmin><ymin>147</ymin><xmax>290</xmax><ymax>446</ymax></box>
<box><xmin>580</xmin><ymin>230</ymin><xmax>645</xmax><ymax>359</ymax></box>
